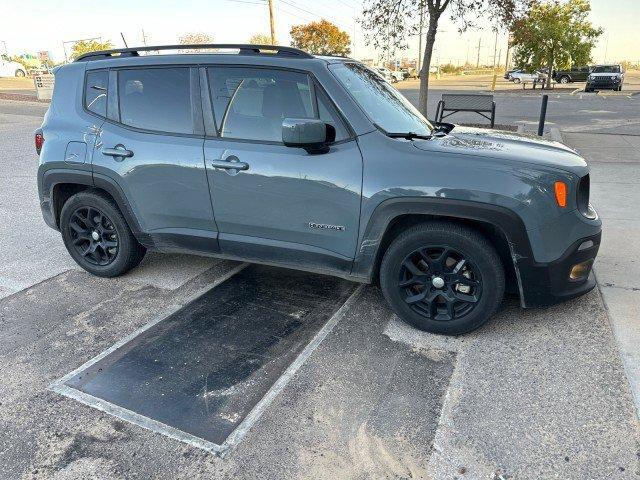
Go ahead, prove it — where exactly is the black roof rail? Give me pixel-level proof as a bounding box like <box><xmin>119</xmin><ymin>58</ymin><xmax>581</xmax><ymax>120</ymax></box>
<box><xmin>74</xmin><ymin>44</ymin><xmax>314</xmax><ymax>62</ymax></box>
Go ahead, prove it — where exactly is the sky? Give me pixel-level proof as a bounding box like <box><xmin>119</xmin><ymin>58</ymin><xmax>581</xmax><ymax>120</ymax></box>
<box><xmin>1</xmin><ymin>0</ymin><xmax>639</xmax><ymax>65</ymax></box>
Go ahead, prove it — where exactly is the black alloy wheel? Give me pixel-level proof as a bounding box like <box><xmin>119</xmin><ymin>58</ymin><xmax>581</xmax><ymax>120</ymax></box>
<box><xmin>68</xmin><ymin>206</ymin><xmax>119</xmax><ymax>266</ymax></box>
<box><xmin>398</xmin><ymin>245</ymin><xmax>482</xmax><ymax>321</ymax></box>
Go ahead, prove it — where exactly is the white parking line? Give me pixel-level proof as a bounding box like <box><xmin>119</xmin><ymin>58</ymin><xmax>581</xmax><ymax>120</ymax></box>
<box><xmin>49</xmin><ymin>264</ymin><xmax>364</xmax><ymax>457</ymax></box>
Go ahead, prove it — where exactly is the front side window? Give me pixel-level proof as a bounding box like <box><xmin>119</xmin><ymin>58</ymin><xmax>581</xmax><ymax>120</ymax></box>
<box><xmin>85</xmin><ymin>70</ymin><xmax>108</xmax><ymax>117</ymax></box>
<box><xmin>207</xmin><ymin>67</ymin><xmax>348</xmax><ymax>142</ymax></box>
<box><xmin>329</xmin><ymin>62</ymin><xmax>432</xmax><ymax>137</ymax></box>
<box><xmin>117</xmin><ymin>68</ymin><xmax>194</xmax><ymax>134</ymax></box>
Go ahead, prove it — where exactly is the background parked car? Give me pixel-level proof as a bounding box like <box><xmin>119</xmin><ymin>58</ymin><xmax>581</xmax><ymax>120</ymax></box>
<box><xmin>553</xmin><ymin>66</ymin><xmax>591</xmax><ymax>84</ymax></box>
<box><xmin>0</xmin><ymin>55</ymin><xmax>27</xmax><ymax>77</ymax></box>
<box><xmin>585</xmin><ymin>64</ymin><xmax>624</xmax><ymax>92</ymax></box>
<box><xmin>510</xmin><ymin>70</ymin><xmax>545</xmax><ymax>84</ymax></box>
<box><xmin>504</xmin><ymin>69</ymin><xmax>523</xmax><ymax>80</ymax></box>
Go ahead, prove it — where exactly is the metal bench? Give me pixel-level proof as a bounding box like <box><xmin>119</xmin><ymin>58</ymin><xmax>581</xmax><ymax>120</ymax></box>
<box><xmin>435</xmin><ymin>93</ymin><xmax>496</xmax><ymax>128</ymax></box>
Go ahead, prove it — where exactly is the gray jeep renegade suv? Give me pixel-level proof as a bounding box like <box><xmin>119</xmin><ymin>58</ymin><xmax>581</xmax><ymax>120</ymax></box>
<box><xmin>36</xmin><ymin>44</ymin><xmax>601</xmax><ymax>335</ymax></box>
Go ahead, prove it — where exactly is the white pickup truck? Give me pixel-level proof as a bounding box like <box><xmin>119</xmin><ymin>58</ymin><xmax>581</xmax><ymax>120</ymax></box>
<box><xmin>0</xmin><ymin>56</ymin><xmax>27</xmax><ymax>78</ymax></box>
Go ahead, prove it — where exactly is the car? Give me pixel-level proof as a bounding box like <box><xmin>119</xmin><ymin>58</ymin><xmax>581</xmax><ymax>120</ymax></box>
<box><xmin>585</xmin><ymin>64</ymin><xmax>624</xmax><ymax>92</ymax></box>
<box><xmin>504</xmin><ymin>69</ymin><xmax>523</xmax><ymax>80</ymax></box>
<box><xmin>553</xmin><ymin>65</ymin><xmax>591</xmax><ymax>84</ymax></box>
<box><xmin>509</xmin><ymin>70</ymin><xmax>545</xmax><ymax>84</ymax></box>
<box><xmin>0</xmin><ymin>55</ymin><xmax>27</xmax><ymax>77</ymax></box>
<box><xmin>390</xmin><ymin>70</ymin><xmax>405</xmax><ymax>83</ymax></box>
<box><xmin>374</xmin><ymin>66</ymin><xmax>397</xmax><ymax>83</ymax></box>
<box><xmin>36</xmin><ymin>44</ymin><xmax>602</xmax><ymax>335</ymax></box>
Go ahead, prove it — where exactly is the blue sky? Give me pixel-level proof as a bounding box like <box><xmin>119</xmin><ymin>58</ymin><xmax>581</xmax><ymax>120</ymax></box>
<box><xmin>1</xmin><ymin>0</ymin><xmax>638</xmax><ymax>64</ymax></box>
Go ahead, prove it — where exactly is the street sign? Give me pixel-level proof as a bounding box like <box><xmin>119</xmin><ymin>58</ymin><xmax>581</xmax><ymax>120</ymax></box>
<box><xmin>34</xmin><ymin>74</ymin><xmax>54</xmax><ymax>101</ymax></box>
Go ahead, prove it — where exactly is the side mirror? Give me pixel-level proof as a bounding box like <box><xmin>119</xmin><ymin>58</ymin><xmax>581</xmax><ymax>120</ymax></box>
<box><xmin>282</xmin><ymin>118</ymin><xmax>335</xmax><ymax>153</ymax></box>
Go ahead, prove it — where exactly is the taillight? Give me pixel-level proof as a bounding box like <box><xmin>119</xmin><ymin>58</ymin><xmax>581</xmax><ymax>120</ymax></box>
<box><xmin>35</xmin><ymin>130</ymin><xmax>44</xmax><ymax>155</ymax></box>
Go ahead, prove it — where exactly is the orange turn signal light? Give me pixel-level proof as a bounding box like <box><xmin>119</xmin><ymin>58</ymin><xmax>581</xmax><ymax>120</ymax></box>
<box><xmin>554</xmin><ymin>181</ymin><xmax>567</xmax><ymax>208</ymax></box>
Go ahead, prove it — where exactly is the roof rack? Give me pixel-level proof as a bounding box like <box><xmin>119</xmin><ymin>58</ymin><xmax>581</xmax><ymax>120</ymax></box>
<box><xmin>75</xmin><ymin>44</ymin><xmax>314</xmax><ymax>62</ymax></box>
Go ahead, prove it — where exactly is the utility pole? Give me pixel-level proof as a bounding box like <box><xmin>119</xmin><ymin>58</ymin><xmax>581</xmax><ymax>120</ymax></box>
<box><xmin>141</xmin><ymin>28</ymin><xmax>147</xmax><ymax>46</ymax></box>
<box><xmin>466</xmin><ymin>39</ymin><xmax>470</xmax><ymax>66</ymax></box>
<box><xmin>505</xmin><ymin>33</ymin><xmax>512</xmax><ymax>71</ymax></box>
<box><xmin>476</xmin><ymin>38</ymin><xmax>482</xmax><ymax>68</ymax></box>
<box><xmin>417</xmin><ymin>1</ymin><xmax>424</xmax><ymax>72</ymax></box>
<box><xmin>492</xmin><ymin>31</ymin><xmax>498</xmax><ymax>68</ymax></box>
<box><xmin>268</xmin><ymin>0</ymin><xmax>276</xmax><ymax>45</ymax></box>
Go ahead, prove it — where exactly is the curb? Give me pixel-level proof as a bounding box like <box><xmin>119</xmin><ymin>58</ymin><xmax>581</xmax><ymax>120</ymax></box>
<box><xmin>0</xmin><ymin>92</ymin><xmax>48</xmax><ymax>103</ymax></box>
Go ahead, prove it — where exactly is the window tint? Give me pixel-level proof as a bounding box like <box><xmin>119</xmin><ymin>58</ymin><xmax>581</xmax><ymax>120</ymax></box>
<box><xmin>85</xmin><ymin>70</ymin><xmax>108</xmax><ymax>117</ymax></box>
<box><xmin>592</xmin><ymin>65</ymin><xmax>620</xmax><ymax>73</ymax></box>
<box><xmin>118</xmin><ymin>68</ymin><xmax>194</xmax><ymax>134</ymax></box>
<box><xmin>207</xmin><ymin>67</ymin><xmax>348</xmax><ymax>143</ymax></box>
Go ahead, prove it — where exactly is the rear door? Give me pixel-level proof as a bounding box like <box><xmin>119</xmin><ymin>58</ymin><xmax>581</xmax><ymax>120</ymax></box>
<box><xmin>201</xmin><ymin>65</ymin><xmax>363</xmax><ymax>272</ymax></box>
<box><xmin>92</xmin><ymin>66</ymin><xmax>216</xmax><ymax>251</ymax></box>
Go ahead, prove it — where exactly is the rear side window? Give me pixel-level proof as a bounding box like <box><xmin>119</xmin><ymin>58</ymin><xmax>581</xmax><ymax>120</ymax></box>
<box><xmin>118</xmin><ymin>68</ymin><xmax>194</xmax><ymax>134</ymax></box>
<box><xmin>207</xmin><ymin>66</ymin><xmax>349</xmax><ymax>143</ymax></box>
<box><xmin>84</xmin><ymin>70</ymin><xmax>108</xmax><ymax>117</ymax></box>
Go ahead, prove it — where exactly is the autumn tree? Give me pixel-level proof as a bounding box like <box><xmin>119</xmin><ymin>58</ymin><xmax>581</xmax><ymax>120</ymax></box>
<box><xmin>290</xmin><ymin>20</ymin><xmax>351</xmax><ymax>56</ymax></box>
<box><xmin>361</xmin><ymin>0</ymin><xmax>531</xmax><ymax>115</ymax></box>
<box><xmin>510</xmin><ymin>0</ymin><xmax>602</xmax><ymax>87</ymax></box>
<box><xmin>70</xmin><ymin>40</ymin><xmax>113</xmax><ymax>60</ymax></box>
<box><xmin>249</xmin><ymin>33</ymin><xmax>273</xmax><ymax>45</ymax></box>
<box><xmin>178</xmin><ymin>32</ymin><xmax>215</xmax><ymax>52</ymax></box>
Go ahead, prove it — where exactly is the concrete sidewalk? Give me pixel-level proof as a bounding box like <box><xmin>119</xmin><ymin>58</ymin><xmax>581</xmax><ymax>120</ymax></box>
<box><xmin>562</xmin><ymin>131</ymin><xmax>640</xmax><ymax>417</ymax></box>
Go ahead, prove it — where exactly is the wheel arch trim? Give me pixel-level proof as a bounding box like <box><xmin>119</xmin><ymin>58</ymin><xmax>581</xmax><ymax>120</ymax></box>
<box><xmin>351</xmin><ymin>197</ymin><xmax>534</xmax><ymax>305</ymax></box>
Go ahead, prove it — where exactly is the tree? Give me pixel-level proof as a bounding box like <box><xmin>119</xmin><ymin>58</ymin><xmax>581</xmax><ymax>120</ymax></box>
<box><xmin>249</xmin><ymin>33</ymin><xmax>273</xmax><ymax>45</ymax></box>
<box><xmin>361</xmin><ymin>0</ymin><xmax>530</xmax><ymax>115</ymax></box>
<box><xmin>178</xmin><ymin>32</ymin><xmax>214</xmax><ymax>52</ymax></box>
<box><xmin>510</xmin><ymin>0</ymin><xmax>602</xmax><ymax>87</ymax></box>
<box><xmin>70</xmin><ymin>40</ymin><xmax>113</xmax><ymax>60</ymax></box>
<box><xmin>290</xmin><ymin>20</ymin><xmax>351</xmax><ymax>56</ymax></box>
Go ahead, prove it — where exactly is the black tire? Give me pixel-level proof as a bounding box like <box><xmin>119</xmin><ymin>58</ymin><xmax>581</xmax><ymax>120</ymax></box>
<box><xmin>60</xmin><ymin>190</ymin><xmax>146</xmax><ymax>277</ymax></box>
<box><xmin>559</xmin><ymin>76</ymin><xmax>570</xmax><ymax>84</ymax></box>
<box><xmin>379</xmin><ymin>222</ymin><xmax>505</xmax><ymax>335</ymax></box>
<box><xmin>15</xmin><ymin>69</ymin><xmax>26</xmax><ymax>77</ymax></box>
<box><xmin>513</xmin><ymin>78</ymin><xmax>521</xmax><ymax>84</ymax></box>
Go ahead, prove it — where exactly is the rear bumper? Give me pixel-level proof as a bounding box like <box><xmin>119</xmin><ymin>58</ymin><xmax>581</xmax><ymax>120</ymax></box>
<box><xmin>518</xmin><ymin>232</ymin><xmax>601</xmax><ymax>308</ymax></box>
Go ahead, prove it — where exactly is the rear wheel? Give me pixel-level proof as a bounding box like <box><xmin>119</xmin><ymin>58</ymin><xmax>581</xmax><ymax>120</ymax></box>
<box><xmin>380</xmin><ymin>222</ymin><xmax>505</xmax><ymax>335</ymax></box>
<box><xmin>60</xmin><ymin>191</ymin><xmax>146</xmax><ymax>277</ymax></box>
<box><xmin>559</xmin><ymin>76</ymin><xmax>570</xmax><ymax>84</ymax></box>
<box><xmin>15</xmin><ymin>69</ymin><xmax>26</xmax><ymax>77</ymax></box>
<box><xmin>513</xmin><ymin>78</ymin><xmax>521</xmax><ymax>84</ymax></box>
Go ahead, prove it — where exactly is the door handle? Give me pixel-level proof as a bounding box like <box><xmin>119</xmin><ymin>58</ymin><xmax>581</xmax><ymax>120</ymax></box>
<box><xmin>210</xmin><ymin>160</ymin><xmax>249</xmax><ymax>171</ymax></box>
<box><xmin>102</xmin><ymin>146</ymin><xmax>134</xmax><ymax>158</ymax></box>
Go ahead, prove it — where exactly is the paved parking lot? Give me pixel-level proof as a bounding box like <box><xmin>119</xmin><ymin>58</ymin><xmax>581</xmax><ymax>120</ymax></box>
<box><xmin>1</xmin><ymin>93</ymin><xmax>639</xmax><ymax>479</ymax></box>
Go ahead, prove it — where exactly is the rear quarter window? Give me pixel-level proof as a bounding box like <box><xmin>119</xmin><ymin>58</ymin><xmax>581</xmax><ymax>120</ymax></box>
<box><xmin>84</xmin><ymin>70</ymin><xmax>108</xmax><ymax>117</ymax></box>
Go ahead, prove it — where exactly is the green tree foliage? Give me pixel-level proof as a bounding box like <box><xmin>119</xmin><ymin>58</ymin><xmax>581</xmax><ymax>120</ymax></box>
<box><xmin>510</xmin><ymin>0</ymin><xmax>602</xmax><ymax>86</ymax></box>
<box><xmin>290</xmin><ymin>19</ymin><xmax>351</xmax><ymax>56</ymax></box>
<box><xmin>249</xmin><ymin>33</ymin><xmax>273</xmax><ymax>45</ymax></box>
<box><xmin>361</xmin><ymin>0</ymin><xmax>531</xmax><ymax>115</ymax></box>
<box><xmin>70</xmin><ymin>40</ymin><xmax>114</xmax><ymax>60</ymax></box>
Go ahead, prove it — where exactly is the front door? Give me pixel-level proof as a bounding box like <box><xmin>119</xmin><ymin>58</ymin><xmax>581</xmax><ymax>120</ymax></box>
<box><xmin>202</xmin><ymin>66</ymin><xmax>362</xmax><ymax>271</ymax></box>
<box><xmin>92</xmin><ymin>66</ymin><xmax>216</xmax><ymax>251</ymax></box>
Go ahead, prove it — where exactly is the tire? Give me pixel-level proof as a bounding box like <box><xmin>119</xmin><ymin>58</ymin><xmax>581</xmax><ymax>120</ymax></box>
<box><xmin>15</xmin><ymin>69</ymin><xmax>26</xmax><ymax>77</ymax></box>
<box><xmin>60</xmin><ymin>190</ymin><xmax>146</xmax><ymax>277</ymax></box>
<box><xmin>513</xmin><ymin>78</ymin><xmax>521</xmax><ymax>84</ymax></box>
<box><xmin>559</xmin><ymin>76</ymin><xmax>569</xmax><ymax>84</ymax></box>
<box><xmin>379</xmin><ymin>222</ymin><xmax>505</xmax><ymax>335</ymax></box>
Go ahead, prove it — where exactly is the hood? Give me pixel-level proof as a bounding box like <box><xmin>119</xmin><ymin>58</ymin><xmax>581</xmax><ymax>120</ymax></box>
<box><xmin>412</xmin><ymin>126</ymin><xmax>587</xmax><ymax>174</ymax></box>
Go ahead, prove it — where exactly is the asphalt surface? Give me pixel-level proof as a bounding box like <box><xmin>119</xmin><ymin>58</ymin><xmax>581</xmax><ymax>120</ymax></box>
<box><xmin>1</xmin><ymin>96</ymin><xmax>639</xmax><ymax>479</ymax></box>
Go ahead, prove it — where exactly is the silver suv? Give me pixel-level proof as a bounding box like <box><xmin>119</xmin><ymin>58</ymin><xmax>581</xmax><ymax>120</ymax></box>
<box><xmin>36</xmin><ymin>44</ymin><xmax>602</xmax><ymax>335</ymax></box>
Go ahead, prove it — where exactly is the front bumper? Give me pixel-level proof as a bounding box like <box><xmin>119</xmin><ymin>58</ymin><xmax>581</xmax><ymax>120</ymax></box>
<box><xmin>586</xmin><ymin>78</ymin><xmax>621</xmax><ymax>90</ymax></box>
<box><xmin>518</xmin><ymin>232</ymin><xmax>601</xmax><ymax>308</ymax></box>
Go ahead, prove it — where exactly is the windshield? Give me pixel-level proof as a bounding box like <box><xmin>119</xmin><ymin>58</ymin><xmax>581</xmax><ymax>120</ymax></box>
<box><xmin>592</xmin><ymin>65</ymin><xmax>621</xmax><ymax>73</ymax></box>
<box><xmin>330</xmin><ymin>62</ymin><xmax>432</xmax><ymax>136</ymax></box>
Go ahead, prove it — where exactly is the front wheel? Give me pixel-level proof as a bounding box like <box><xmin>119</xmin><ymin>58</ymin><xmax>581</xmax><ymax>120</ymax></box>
<box><xmin>513</xmin><ymin>78</ymin><xmax>521</xmax><ymax>84</ymax></box>
<box><xmin>15</xmin><ymin>69</ymin><xmax>26</xmax><ymax>77</ymax></box>
<box><xmin>60</xmin><ymin>191</ymin><xmax>146</xmax><ymax>277</ymax></box>
<box><xmin>380</xmin><ymin>222</ymin><xmax>505</xmax><ymax>335</ymax></box>
<box><xmin>559</xmin><ymin>76</ymin><xmax>569</xmax><ymax>84</ymax></box>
